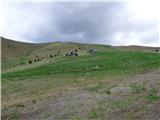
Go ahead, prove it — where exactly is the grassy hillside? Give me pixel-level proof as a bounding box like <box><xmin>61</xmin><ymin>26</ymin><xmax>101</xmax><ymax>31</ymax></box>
<box><xmin>2</xmin><ymin>51</ymin><xmax>160</xmax><ymax>80</ymax></box>
<box><xmin>1</xmin><ymin>37</ymin><xmax>160</xmax><ymax>120</ymax></box>
<box><xmin>1</xmin><ymin>37</ymin><xmax>114</xmax><ymax>71</ymax></box>
<box><xmin>1</xmin><ymin>37</ymin><xmax>49</xmax><ymax>69</ymax></box>
<box><xmin>118</xmin><ymin>45</ymin><xmax>160</xmax><ymax>52</ymax></box>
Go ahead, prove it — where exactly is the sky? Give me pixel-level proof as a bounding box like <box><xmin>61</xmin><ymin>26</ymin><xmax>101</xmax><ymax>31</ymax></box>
<box><xmin>0</xmin><ymin>1</ymin><xmax>159</xmax><ymax>46</ymax></box>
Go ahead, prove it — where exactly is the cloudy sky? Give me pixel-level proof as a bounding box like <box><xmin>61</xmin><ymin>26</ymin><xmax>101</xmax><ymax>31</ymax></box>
<box><xmin>0</xmin><ymin>1</ymin><xmax>159</xmax><ymax>46</ymax></box>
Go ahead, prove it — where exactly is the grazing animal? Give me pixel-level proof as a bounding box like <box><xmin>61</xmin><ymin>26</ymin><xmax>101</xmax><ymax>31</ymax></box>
<box><xmin>37</xmin><ymin>58</ymin><xmax>41</xmax><ymax>61</ymax></box>
<box><xmin>28</xmin><ymin>60</ymin><xmax>32</xmax><ymax>64</ymax></box>
<box><xmin>66</xmin><ymin>53</ymin><xmax>69</xmax><ymax>56</ymax></box>
<box><xmin>74</xmin><ymin>53</ymin><xmax>78</xmax><ymax>56</ymax></box>
<box><xmin>66</xmin><ymin>51</ymin><xmax>78</xmax><ymax>57</ymax></box>
<box><xmin>70</xmin><ymin>52</ymin><xmax>73</xmax><ymax>55</ymax></box>
<box><xmin>50</xmin><ymin>54</ymin><xmax>53</xmax><ymax>58</ymax></box>
<box><xmin>155</xmin><ymin>49</ymin><xmax>159</xmax><ymax>52</ymax></box>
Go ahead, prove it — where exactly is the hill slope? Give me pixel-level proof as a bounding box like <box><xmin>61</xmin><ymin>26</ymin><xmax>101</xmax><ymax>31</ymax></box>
<box><xmin>1</xmin><ymin>37</ymin><xmax>49</xmax><ymax>69</ymax></box>
<box><xmin>2</xmin><ymin>48</ymin><xmax>160</xmax><ymax>120</ymax></box>
<box><xmin>1</xmin><ymin>37</ymin><xmax>114</xmax><ymax>70</ymax></box>
<box><xmin>1</xmin><ymin>37</ymin><xmax>160</xmax><ymax>120</ymax></box>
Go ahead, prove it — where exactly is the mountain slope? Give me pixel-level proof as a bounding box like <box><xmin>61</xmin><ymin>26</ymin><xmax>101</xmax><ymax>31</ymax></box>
<box><xmin>1</xmin><ymin>37</ymin><xmax>48</xmax><ymax>69</ymax></box>
<box><xmin>1</xmin><ymin>37</ymin><xmax>113</xmax><ymax>70</ymax></box>
<box><xmin>1</xmin><ymin>37</ymin><xmax>159</xmax><ymax>71</ymax></box>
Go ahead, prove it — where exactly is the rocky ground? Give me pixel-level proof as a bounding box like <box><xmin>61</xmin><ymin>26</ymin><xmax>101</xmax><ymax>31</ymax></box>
<box><xmin>2</xmin><ymin>70</ymin><xmax>160</xmax><ymax>120</ymax></box>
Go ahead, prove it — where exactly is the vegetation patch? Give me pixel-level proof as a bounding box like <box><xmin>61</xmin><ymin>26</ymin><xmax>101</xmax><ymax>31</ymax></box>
<box><xmin>89</xmin><ymin>110</ymin><xmax>98</xmax><ymax>119</ymax></box>
<box><xmin>146</xmin><ymin>94</ymin><xmax>160</xmax><ymax>100</ymax></box>
<box><xmin>130</xmin><ymin>83</ymin><xmax>146</xmax><ymax>94</ymax></box>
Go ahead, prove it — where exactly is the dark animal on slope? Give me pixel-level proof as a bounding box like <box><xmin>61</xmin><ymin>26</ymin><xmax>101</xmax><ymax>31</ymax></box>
<box><xmin>28</xmin><ymin>60</ymin><xmax>32</xmax><ymax>64</ymax></box>
<box><xmin>155</xmin><ymin>49</ymin><xmax>159</xmax><ymax>52</ymax></box>
<box><xmin>66</xmin><ymin>53</ymin><xmax>69</xmax><ymax>56</ymax></box>
<box><xmin>74</xmin><ymin>53</ymin><xmax>78</xmax><ymax>56</ymax></box>
<box><xmin>50</xmin><ymin>54</ymin><xmax>53</xmax><ymax>58</ymax></box>
<box><xmin>70</xmin><ymin>52</ymin><xmax>73</xmax><ymax>55</ymax></box>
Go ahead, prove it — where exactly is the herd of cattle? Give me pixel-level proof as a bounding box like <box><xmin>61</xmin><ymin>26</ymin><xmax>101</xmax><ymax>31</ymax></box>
<box><xmin>26</xmin><ymin>47</ymin><xmax>86</xmax><ymax>64</ymax></box>
<box><xmin>16</xmin><ymin>47</ymin><xmax>160</xmax><ymax>67</ymax></box>
<box><xmin>26</xmin><ymin>47</ymin><xmax>99</xmax><ymax>65</ymax></box>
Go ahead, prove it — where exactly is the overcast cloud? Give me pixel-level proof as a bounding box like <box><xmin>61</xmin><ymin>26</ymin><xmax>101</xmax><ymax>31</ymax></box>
<box><xmin>0</xmin><ymin>2</ymin><xmax>159</xmax><ymax>46</ymax></box>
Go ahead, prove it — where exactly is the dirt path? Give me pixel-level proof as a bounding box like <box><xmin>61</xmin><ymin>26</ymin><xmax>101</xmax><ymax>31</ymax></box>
<box><xmin>2</xmin><ymin>69</ymin><xmax>160</xmax><ymax>120</ymax></box>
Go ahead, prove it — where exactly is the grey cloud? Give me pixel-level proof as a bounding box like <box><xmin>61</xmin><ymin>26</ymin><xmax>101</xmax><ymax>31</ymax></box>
<box><xmin>0</xmin><ymin>2</ymin><xmax>159</xmax><ymax>46</ymax></box>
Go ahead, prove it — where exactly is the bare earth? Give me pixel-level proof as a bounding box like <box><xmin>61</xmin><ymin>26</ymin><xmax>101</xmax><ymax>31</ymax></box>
<box><xmin>2</xmin><ymin>70</ymin><xmax>160</xmax><ymax>120</ymax></box>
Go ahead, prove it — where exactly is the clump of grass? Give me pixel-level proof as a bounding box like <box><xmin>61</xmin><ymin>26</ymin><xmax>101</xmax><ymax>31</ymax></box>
<box><xmin>130</xmin><ymin>83</ymin><xmax>146</xmax><ymax>94</ymax></box>
<box><xmin>8</xmin><ymin>111</ymin><xmax>19</xmax><ymax>120</ymax></box>
<box><xmin>85</xmin><ymin>84</ymin><xmax>100</xmax><ymax>92</ymax></box>
<box><xmin>146</xmin><ymin>94</ymin><xmax>160</xmax><ymax>100</ymax></box>
<box><xmin>89</xmin><ymin>110</ymin><xmax>97</xmax><ymax>119</ymax></box>
<box><xmin>146</xmin><ymin>86</ymin><xmax>159</xmax><ymax>100</ymax></box>
<box><xmin>110</xmin><ymin>100</ymin><xmax>131</xmax><ymax>111</ymax></box>
<box><xmin>148</xmin><ymin>86</ymin><xmax>158</xmax><ymax>95</ymax></box>
<box><xmin>85</xmin><ymin>83</ymin><xmax>114</xmax><ymax>95</ymax></box>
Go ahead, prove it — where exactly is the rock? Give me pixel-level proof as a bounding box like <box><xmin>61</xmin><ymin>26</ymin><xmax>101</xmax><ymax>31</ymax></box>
<box><xmin>110</xmin><ymin>86</ymin><xmax>131</xmax><ymax>95</ymax></box>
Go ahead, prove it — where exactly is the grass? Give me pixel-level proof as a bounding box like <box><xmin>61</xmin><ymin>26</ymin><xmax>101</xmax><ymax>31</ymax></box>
<box><xmin>146</xmin><ymin>94</ymin><xmax>160</xmax><ymax>100</ymax></box>
<box><xmin>84</xmin><ymin>82</ymin><xmax>116</xmax><ymax>94</ymax></box>
<box><xmin>2</xmin><ymin>38</ymin><xmax>160</xmax><ymax>119</ymax></box>
<box><xmin>146</xmin><ymin>86</ymin><xmax>160</xmax><ymax>100</ymax></box>
<box><xmin>2</xmin><ymin>51</ymin><xmax>160</xmax><ymax>80</ymax></box>
<box><xmin>1</xmin><ymin>50</ymin><xmax>160</xmax><ymax>113</ymax></box>
<box><xmin>2</xmin><ymin>51</ymin><xmax>160</xmax><ymax>103</ymax></box>
<box><xmin>130</xmin><ymin>83</ymin><xmax>146</xmax><ymax>94</ymax></box>
<box><xmin>89</xmin><ymin>110</ymin><xmax>98</xmax><ymax>119</ymax></box>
